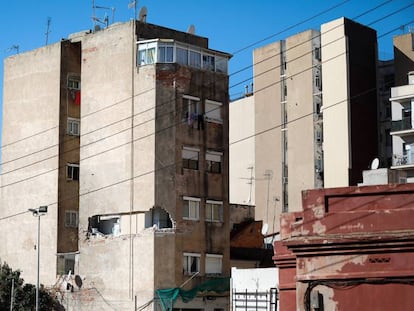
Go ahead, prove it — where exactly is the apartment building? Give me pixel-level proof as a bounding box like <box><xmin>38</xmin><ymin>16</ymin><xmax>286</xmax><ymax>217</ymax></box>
<box><xmin>0</xmin><ymin>19</ymin><xmax>231</xmax><ymax>310</ymax></box>
<box><xmin>252</xmin><ymin>17</ymin><xmax>379</xmax><ymax>235</ymax></box>
<box><xmin>390</xmin><ymin>32</ymin><xmax>414</xmax><ymax>181</ymax></box>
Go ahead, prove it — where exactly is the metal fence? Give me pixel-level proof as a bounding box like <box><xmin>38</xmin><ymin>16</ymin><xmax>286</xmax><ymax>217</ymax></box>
<box><xmin>232</xmin><ymin>288</ymin><xmax>278</xmax><ymax>311</ymax></box>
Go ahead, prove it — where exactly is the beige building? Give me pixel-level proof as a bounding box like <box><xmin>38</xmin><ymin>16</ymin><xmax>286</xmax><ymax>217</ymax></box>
<box><xmin>229</xmin><ymin>94</ymin><xmax>255</xmax><ymax>206</ymax></box>
<box><xmin>1</xmin><ymin>19</ymin><xmax>231</xmax><ymax>310</ymax></box>
<box><xmin>252</xmin><ymin>17</ymin><xmax>379</xmax><ymax>235</ymax></box>
<box><xmin>390</xmin><ymin>32</ymin><xmax>414</xmax><ymax>181</ymax></box>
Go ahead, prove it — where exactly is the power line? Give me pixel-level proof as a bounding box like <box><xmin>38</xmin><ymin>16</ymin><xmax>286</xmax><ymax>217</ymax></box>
<box><xmin>0</xmin><ymin>0</ymin><xmax>356</xmax><ymax>155</ymax></box>
<box><xmin>0</xmin><ymin>5</ymin><xmax>410</xmax><ymax>220</ymax></box>
<box><xmin>0</xmin><ymin>12</ymin><xmax>409</xmax><ymax>189</ymax></box>
<box><xmin>0</xmin><ymin>0</ymin><xmax>402</xmax><ymax>172</ymax></box>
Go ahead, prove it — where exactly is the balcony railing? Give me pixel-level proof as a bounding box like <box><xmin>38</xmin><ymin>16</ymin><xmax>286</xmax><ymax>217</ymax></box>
<box><xmin>391</xmin><ymin>117</ymin><xmax>412</xmax><ymax>132</ymax></box>
<box><xmin>392</xmin><ymin>154</ymin><xmax>414</xmax><ymax>166</ymax></box>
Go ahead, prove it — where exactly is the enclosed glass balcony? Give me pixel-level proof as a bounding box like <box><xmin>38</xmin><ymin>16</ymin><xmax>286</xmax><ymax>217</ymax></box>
<box><xmin>391</xmin><ymin>117</ymin><xmax>412</xmax><ymax>132</ymax></box>
<box><xmin>137</xmin><ymin>39</ymin><xmax>229</xmax><ymax>74</ymax></box>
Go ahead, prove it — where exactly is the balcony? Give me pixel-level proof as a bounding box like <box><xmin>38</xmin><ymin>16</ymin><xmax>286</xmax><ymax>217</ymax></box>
<box><xmin>391</xmin><ymin>154</ymin><xmax>414</xmax><ymax>169</ymax></box>
<box><xmin>390</xmin><ymin>84</ymin><xmax>414</xmax><ymax>101</ymax></box>
<box><xmin>391</xmin><ymin>117</ymin><xmax>412</xmax><ymax>133</ymax></box>
<box><xmin>137</xmin><ymin>39</ymin><xmax>230</xmax><ymax>74</ymax></box>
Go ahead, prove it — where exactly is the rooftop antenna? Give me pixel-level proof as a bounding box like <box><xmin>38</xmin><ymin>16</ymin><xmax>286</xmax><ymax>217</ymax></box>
<box><xmin>6</xmin><ymin>45</ymin><xmax>19</xmax><ymax>54</ymax></box>
<box><xmin>45</xmin><ymin>17</ymin><xmax>51</xmax><ymax>45</ymax></box>
<box><xmin>92</xmin><ymin>0</ymin><xmax>115</xmax><ymax>30</ymax></box>
<box><xmin>128</xmin><ymin>0</ymin><xmax>137</xmax><ymax>20</ymax></box>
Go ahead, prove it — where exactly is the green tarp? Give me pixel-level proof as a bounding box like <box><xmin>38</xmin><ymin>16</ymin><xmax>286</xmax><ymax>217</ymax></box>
<box><xmin>156</xmin><ymin>277</ymin><xmax>230</xmax><ymax>311</ymax></box>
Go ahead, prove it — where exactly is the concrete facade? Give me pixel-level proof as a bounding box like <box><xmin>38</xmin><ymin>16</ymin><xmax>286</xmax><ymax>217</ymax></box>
<box><xmin>253</xmin><ymin>29</ymin><xmax>323</xmax><ymax>234</ymax></box>
<box><xmin>322</xmin><ymin>17</ymin><xmax>378</xmax><ymax>187</ymax></box>
<box><xmin>1</xmin><ymin>20</ymin><xmax>231</xmax><ymax>310</ymax></box>
<box><xmin>250</xmin><ymin>17</ymin><xmax>379</xmax><ymax>237</ymax></box>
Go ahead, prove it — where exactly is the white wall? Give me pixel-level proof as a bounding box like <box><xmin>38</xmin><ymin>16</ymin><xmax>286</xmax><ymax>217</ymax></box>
<box><xmin>229</xmin><ymin>96</ymin><xmax>255</xmax><ymax>205</ymax></box>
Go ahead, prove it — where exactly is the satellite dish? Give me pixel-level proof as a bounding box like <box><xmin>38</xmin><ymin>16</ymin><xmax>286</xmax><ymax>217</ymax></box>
<box><xmin>370</xmin><ymin>158</ymin><xmax>379</xmax><ymax>170</ymax></box>
<box><xmin>75</xmin><ymin>275</ymin><xmax>83</xmax><ymax>288</ymax></box>
<box><xmin>261</xmin><ymin>223</ymin><xmax>269</xmax><ymax>235</ymax></box>
<box><xmin>187</xmin><ymin>24</ymin><xmax>195</xmax><ymax>34</ymax></box>
<box><xmin>139</xmin><ymin>6</ymin><xmax>147</xmax><ymax>22</ymax></box>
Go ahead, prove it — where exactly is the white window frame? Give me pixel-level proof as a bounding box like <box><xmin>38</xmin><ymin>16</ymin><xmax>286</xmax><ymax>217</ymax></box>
<box><xmin>205</xmin><ymin>200</ymin><xmax>223</xmax><ymax>222</ymax></box>
<box><xmin>67</xmin><ymin>118</ymin><xmax>80</xmax><ymax>136</ymax></box>
<box><xmin>205</xmin><ymin>100</ymin><xmax>223</xmax><ymax>124</ymax></box>
<box><xmin>67</xmin><ymin>163</ymin><xmax>79</xmax><ymax>181</ymax></box>
<box><xmin>57</xmin><ymin>253</ymin><xmax>76</xmax><ymax>275</ymax></box>
<box><xmin>183</xmin><ymin>196</ymin><xmax>200</xmax><ymax>220</ymax></box>
<box><xmin>67</xmin><ymin>76</ymin><xmax>80</xmax><ymax>90</ymax></box>
<box><xmin>182</xmin><ymin>146</ymin><xmax>200</xmax><ymax>170</ymax></box>
<box><xmin>205</xmin><ymin>253</ymin><xmax>223</xmax><ymax>275</ymax></box>
<box><xmin>65</xmin><ymin>210</ymin><xmax>78</xmax><ymax>228</ymax></box>
<box><xmin>183</xmin><ymin>252</ymin><xmax>200</xmax><ymax>275</ymax></box>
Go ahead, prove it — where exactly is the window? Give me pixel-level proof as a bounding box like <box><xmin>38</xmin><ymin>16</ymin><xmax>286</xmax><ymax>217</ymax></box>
<box><xmin>182</xmin><ymin>95</ymin><xmax>200</xmax><ymax>125</ymax></box>
<box><xmin>183</xmin><ymin>252</ymin><xmax>200</xmax><ymax>275</ymax></box>
<box><xmin>206</xmin><ymin>151</ymin><xmax>222</xmax><ymax>173</ymax></box>
<box><xmin>57</xmin><ymin>253</ymin><xmax>76</xmax><ymax>275</ymax></box>
<box><xmin>315</xmin><ymin>68</ymin><xmax>322</xmax><ymax>91</ymax></box>
<box><xmin>67</xmin><ymin>118</ymin><xmax>80</xmax><ymax>136</ymax></box>
<box><xmin>215</xmin><ymin>55</ymin><xmax>227</xmax><ymax>73</ymax></box>
<box><xmin>183</xmin><ymin>196</ymin><xmax>200</xmax><ymax>220</ymax></box>
<box><xmin>158</xmin><ymin>45</ymin><xmax>174</xmax><ymax>63</ymax></box>
<box><xmin>67</xmin><ymin>163</ymin><xmax>79</xmax><ymax>181</ymax></box>
<box><xmin>314</xmin><ymin>47</ymin><xmax>321</xmax><ymax>61</ymax></box>
<box><xmin>205</xmin><ymin>254</ymin><xmax>222</xmax><ymax>275</ymax></box>
<box><xmin>189</xmin><ymin>50</ymin><xmax>201</xmax><ymax>68</ymax></box>
<box><xmin>182</xmin><ymin>147</ymin><xmax>199</xmax><ymax>170</ymax></box>
<box><xmin>138</xmin><ymin>47</ymin><xmax>156</xmax><ymax>65</ymax></box>
<box><xmin>176</xmin><ymin>47</ymin><xmax>188</xmax><ymax>65</ymax></box>
<box><xmin>205</xmin><ymin>100</ymin><xmax>222</xmax><ymax>123</ymax></box>
<box><xmin>68</xmin><ymin>77</ymin><xmax>80</xmax><ymax>90</ymax></box>
<box><xmin>203</xmin><ymin>54</ymin><xmax>215</xmax><ymax>71</ymax></box>
<box><xmin>205</xmin><ymin>200</ymin><xmax>223</xmax><ymax>222</ymax></box>
<box><xmin>65</xmin><ymin>211</ymin><xmax>78</xmax><ymax>227</ymax></box>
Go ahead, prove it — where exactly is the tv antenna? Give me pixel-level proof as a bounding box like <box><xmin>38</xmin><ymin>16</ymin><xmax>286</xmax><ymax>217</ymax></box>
<box><xmin>45</xmin><ymin>17</ymin><xmax>52</xmax><ymax>45</ymax></box>
<box><xmin>92</xmin><ymin>0</ymin><xmax>115</xmax><ymax>31</ymax></box>
<box><xmin>6</xmin><ymin>45</ymin><xmax>19</xmax><ymax>54</ymax></box>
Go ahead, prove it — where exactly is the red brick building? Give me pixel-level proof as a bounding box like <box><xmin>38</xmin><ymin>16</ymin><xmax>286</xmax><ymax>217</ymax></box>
<box><xmin>274</xmin><ymin>183</ymin><xmax>414</xmax><ymax>310</ymax></box>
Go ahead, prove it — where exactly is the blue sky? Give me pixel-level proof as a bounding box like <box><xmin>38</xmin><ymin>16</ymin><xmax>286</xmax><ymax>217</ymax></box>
<box><xmin>1</xmin><ymin>0</ymin><xmax>413</xmax><ymax>150</ymax></box>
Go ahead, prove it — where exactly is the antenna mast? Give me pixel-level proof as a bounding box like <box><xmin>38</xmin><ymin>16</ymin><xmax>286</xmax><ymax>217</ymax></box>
<box><xmin>45</xmin><ymin>17</ymin><xmax>51</xmax><ymax>45</ymax></box>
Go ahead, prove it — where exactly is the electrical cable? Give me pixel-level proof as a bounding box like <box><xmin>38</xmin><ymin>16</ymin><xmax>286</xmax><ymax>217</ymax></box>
<box><xmin>0</xmin><ymin>0</ymin><xmax>367</xmax><ymax>156</ymax></box>
<box><xmin>0</xmin><ymin>2</ymin><xmax>406</xmax><ymax>177</ymax></box>
<box><xmin>2</xmin><ymin>4</ymin><xmax>408</xmax><ymax>222</ymax></box>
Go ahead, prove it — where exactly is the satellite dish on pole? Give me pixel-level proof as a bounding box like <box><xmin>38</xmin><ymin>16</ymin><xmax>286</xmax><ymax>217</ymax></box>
<box><xmin>139</xmin><ymin>6</ymin><xmax>147</xmax><ymax>22</ymax></box>
<box><xmin>261</xmin><ymin>223</ymin><xmax>269</xmax><ymax>235</ymax></box>
<box><xmin>370</xmin><ymin>158</ymin><xmax>379</xmax><ymax>170</ymax></box>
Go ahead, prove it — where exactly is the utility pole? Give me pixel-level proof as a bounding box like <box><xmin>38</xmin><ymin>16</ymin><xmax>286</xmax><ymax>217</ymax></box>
<box><xmin>10</xmin><ymin>278</ymin><xmax>14</xmax><ymax>311</ymax></box>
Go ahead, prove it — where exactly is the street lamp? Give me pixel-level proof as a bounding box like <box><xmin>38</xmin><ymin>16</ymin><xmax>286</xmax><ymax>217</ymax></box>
<box><xmin>28</xmin><ymin>206</ymin><xmax>48</xmax><ymax>311</ymax></box>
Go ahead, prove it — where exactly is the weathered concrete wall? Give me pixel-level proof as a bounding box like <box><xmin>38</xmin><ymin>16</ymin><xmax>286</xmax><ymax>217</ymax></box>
<box><xmin>0</xmin><ymin>43</ymin><xmax>62</xmax><ymax>285</ymax></box>
<box><xmin>78</xmin><ymin>230</ymin><xmax>154</xmax><ymax>305</ymax></box>
<box><xmin>275</xmin><ymin>183</ymin><xmax>414</xmax><ymax>311</ymax></box>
